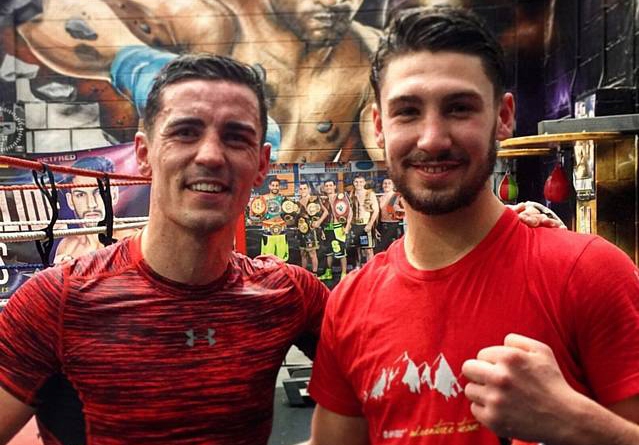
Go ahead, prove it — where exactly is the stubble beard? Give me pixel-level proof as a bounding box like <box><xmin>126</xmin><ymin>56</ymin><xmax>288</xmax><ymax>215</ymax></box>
<box><xmin>390</xmin><ymin>132</ymin><xmax>497</xmax><ymax>216</ymax></box>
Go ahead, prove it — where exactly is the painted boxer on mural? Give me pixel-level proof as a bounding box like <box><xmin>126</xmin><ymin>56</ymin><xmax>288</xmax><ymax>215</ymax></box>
<box><xmin>296</xmin><ymin>182</ymin><xmax>329</xmax><ymax>276</ymax></box>
<box><xmin>376</xmin><ymin>177</ymin><xmax>404</xmax><ymax>251</ymax></box>
<box><xmin>349</xmin><ymin>174</ymin><xmax>379</xmax><ymax>267</ymax></box>
<box><xmin>318</xmin><ymin>179</ymin><xmax>352</xmax><ymax>282</ymax></box>
<box><xmin>15</xmin><ymin>0</ymin><xmax>381</xmax><ymax>162</ymax></box>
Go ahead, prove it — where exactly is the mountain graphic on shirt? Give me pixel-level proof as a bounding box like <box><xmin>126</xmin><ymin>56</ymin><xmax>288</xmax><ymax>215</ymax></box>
<box><xmin>367</xmin><ymin>352</ymin><xmax>463</xmax><ymax>401</ymax></box>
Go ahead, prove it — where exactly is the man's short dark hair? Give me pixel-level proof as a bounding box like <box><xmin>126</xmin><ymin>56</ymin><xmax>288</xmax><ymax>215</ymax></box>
<box><xmin>63</xmin><ymin>156</ymin><xmax>115</xmax><ymax>184</ymax></box>
<box><xmin>324</xmin><ymin>179</ymin><xmax>335</xmax><ymax>186</ymax></box>
<box><xmin>143</xmin><ymin>54</ymin><xmax>269</xmax><ymax>144</ymax></box>
<box><xmin>269</xmin><ymin>178</ymin><xmax>281</xmax><ymax>185</ymax></box>
<box><xmin>370</xmin><ymin>6</ymin><xmax>506</xmax><ymax>102</ymax></box>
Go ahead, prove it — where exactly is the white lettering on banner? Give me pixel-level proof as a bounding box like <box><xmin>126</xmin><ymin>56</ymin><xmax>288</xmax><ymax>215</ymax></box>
<box><xmin>0</xmin><ymin>190</ymin><xmax>66</xmax><ymax>231</ymax></box>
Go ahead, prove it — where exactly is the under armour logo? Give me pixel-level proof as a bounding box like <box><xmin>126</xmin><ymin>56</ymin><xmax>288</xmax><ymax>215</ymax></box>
<box><xmin>185</xmin><ymin>328</ymin><xmax>216</xmax><ymax>347</ymax></box>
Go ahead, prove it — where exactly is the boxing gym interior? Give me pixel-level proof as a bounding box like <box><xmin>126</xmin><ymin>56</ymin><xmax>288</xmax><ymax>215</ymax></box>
<box><xmin>1</xmin><ymin>0</ymin><xmax>638</xmax><ymax>443</ymax></box>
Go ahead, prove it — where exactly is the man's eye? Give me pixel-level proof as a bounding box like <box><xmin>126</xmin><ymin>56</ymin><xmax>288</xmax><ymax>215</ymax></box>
<box><xmin>447</xmin><ymin>103</ymin><xmax>474</xmax><ymax>116</ymax></box>
<box><xmin>225</xmin><ymin>133</ymin><xmax>253</xmax><ymax>146</ymax></box>
<box><xmin>173</xmin><ymin>128</ymin><xmax>199</xmax><ymax>138</ymax></box>
<box><xmin>391</xmin><ymin>107</ymin><xmax>420</xmax><ymax>120</ymax></box>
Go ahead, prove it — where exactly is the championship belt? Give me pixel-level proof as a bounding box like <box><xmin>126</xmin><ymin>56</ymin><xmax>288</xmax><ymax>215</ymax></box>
<box><xmin>250</xmin><ymin>196</ymin><xmax>267</xmax><ymax>217</ymax></box>
<box><xmin>262</xmin><ymin>218</ymin><xmax>286</xmax><ymax>235</ymax></box>
<box><xmin>333</xmin><ymin>193</ymin><xmax>350</xmax><ymax>224</ymax></box>
<box><xmin>298</xmin><ymin>217</ymin><xmax>310</xmax><ymax>234</ymax></box>
<box><xmin>267</xmin><ymin>197</ymin><xmax>282</xmax><ymax>215</ymax></box>
<box><xmin>306</xmin><ymin>201</ymin><xmax>321</xmax><ymax>217</ymax></box>
<box><xmin>281</xmin><ymin>198</ymin><xmax>299</xmax><ymax>224</ymax></box>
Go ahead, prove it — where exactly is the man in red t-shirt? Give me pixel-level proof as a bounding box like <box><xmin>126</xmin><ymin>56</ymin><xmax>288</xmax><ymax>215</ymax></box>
<box><xmin>0</xmin><ymin>54</ymin><xmax>329</xmax><ymax>445</ymax></box>
<box><xmin>307</xmin><ymin>6</ymin><xmax>639</xmax><ymax>445</ymax></box>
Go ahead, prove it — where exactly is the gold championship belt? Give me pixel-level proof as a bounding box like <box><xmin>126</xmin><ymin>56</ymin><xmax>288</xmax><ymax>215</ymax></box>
<box><xmin>262</xmin><ymin>218</ymin><xmax>286</xmax><ymax>235</ymax></box>
<box><xmin>250</xmin><ymin>196</ymin><xmax>267</xmax><ymax>217</ymax></box>
<box><xmin>298</xmin><ymin>216</ymin><xmax>310</xmax><ymax>234</ymax></box>
<box><xmin>333</xmin><ymin>193</ymin><xmax>350</xmax><ymax>224</ymax></box>
<box><xmin>281</xmin><ymin>198</ymin><xmax>299</xmax><ymax>224</ymax></box>
<box><xmin>306</xmin><ymin>201</ymin><xmax>321</xmax><ymax>217</ymax></box>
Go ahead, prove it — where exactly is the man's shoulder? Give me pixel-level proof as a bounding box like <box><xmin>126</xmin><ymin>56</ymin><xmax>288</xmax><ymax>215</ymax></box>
<box><xmin>63</xmin><ymin>237</ymin><xmax>137</xmax><ymax>279</ymax></box>
<box><xmin>517</xmin><ymin>223</ymin><xmax>632</xmax><ymax>273</ymax></box>
<box><xmin>232</xmin><ymin>252</ymin><xmax>328</xmax><ymax>297</ymax></box>
<box><xmin>233</xmin><ymin>252</ymin><xmax>304</xmax><ymax>281</ymax></box>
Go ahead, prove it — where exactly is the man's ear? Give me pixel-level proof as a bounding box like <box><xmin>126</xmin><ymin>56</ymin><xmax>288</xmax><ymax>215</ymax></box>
<box><xmin>134</xmin><ymin>131</ymin><xmax>152</xmax><ymax>177</ymax></box>
<box><xmin>65</xmin><ymin>192</ymin><xmax>75</xmax><ymax>212</ymax></box>
<box><xmin>253</xmin><ymin>142</ymin><xmax>271</xmax><ymax>187</ymax></box>
<box><xmin>496</xmin><ymin>92</ymin><xmax>515</xmax><ymax>141</ymax></box>
<box><xmin>372</xmin><ymin>103</ymin><xmax>385</xmax><ymax>149</ymax></box>
<box><xmin>111</xmin><ymin>187</ymin><xmax>119</xmax><ymax>205</ymax></box>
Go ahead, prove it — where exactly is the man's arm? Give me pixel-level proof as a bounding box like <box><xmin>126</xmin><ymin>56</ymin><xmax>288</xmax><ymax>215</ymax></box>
<box><xmin>366</xmin><ymin>191</ymin><xmax>380</xmax><ymax>233</ymax></box>
<box><xmin>0</xmin><ymin>387</ymin><xmax>34</xmax><ymax>445</ymax></box>
<box><xmin>462</xmin><ymin>334</ymin><xmax>639</xmax><ymax>445</ymax></box>
<box><xmin>304</xmin><ymin>404</ymin><xmax>369</xmax><ymax>445</ymax></box>
<box><xmin>313</xmin><ymin>200</ymin><xmax>329</xmax><ymax>229</ymax></box>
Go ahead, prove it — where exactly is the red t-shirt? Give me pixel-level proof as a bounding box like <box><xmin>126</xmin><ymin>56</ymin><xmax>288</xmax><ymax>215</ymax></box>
<box><xmin>309</xmin><ymin>209</ymin><xmax>639</xmax><ymax>444</ymax></box>
<box><xmin>0</xmin><ymin>234</ymin><xmax>328</xmax><ymax>445</ymax></box>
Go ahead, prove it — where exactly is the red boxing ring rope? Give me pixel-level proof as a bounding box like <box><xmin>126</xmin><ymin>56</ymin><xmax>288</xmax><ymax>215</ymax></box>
<box><xmin>0</xmin><ymin>155</ymin><xmax>149</xmax><ymax>181</ymax></box>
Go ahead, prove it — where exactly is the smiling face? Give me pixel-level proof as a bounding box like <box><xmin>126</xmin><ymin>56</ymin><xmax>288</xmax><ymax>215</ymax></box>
<box><xmin>353</xmin><ymin>177</ymin><xmax>366</xmax><ymax>191</ymax></box>
<box><xmin>382</xmin><ymin>178</ymin><xmax>395</xmax><ymax>193</ymax></box>
<box><xmin>269</xmin><ymin>180</ymin><xmax>281</xmax><ymax>195</ymax></box>
<box><xmin>299</xmin><ymin>183</ymin><xmax>310</xmax><ymax>198</ymax></box>
<box><xmin>135</xmin><ymin>79</ymin><xmax>270</xmax><ymax>235</ymax></box>
<box><xmin>323</xmin><ymin>180</ymin><xmax>336</xmax><ymax>196</ymax></box>
<box><xmin>66</xmin><ymin>177</ymin><xmax>119</xmax><ymax>227</ymax></box>
<box><xmin>373</xmin><ymin>50</ymin><xmax>514</xmax><ymax>215</ymax></box>
<box><xmin>269</xmin><ymin>0</ymin><xmax>362</xmax><ymax>48</ymax></box>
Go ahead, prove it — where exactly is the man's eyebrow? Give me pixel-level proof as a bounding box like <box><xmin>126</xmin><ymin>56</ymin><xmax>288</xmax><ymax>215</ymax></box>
<box><xmin>443</xmin><ymin>90</ymin><xmax>484</xmax><ymax>103</ymax></box>
<box><xmin>225</xmin><ymin>120</ymin><xmax>258</xmax><ymax>138</ymax></box>
<box><xmin>387</xmin><ymin>94</ymin><xmax>421</xmax><ymax>106</ymax></box>
<box><xmin>163</xmin><ymin>116</ymin><xmax>206</xmax><ymax>130</ymax></box>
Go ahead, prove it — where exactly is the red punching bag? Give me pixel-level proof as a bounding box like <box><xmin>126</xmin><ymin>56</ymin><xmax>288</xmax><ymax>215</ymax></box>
<box><xmin>498</xmin><ymin>171</ymin><xmax>518</xmax><ymax>202</ymax></box>
<box><xmin>544</xmin><ymin>162</ymin><xmax>571</xmax><ymax>203</ymax></box>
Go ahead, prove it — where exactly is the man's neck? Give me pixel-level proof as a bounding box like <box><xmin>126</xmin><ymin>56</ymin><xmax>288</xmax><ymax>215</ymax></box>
<box><xmin>403</xmin><ymin>190</ymin><xmax>505</xmax><ymax>271</ymax></box>
<box><xmin>140</xmin><ymin>218</ymin><xmax>234</xmax><ymax>286</ymax></box>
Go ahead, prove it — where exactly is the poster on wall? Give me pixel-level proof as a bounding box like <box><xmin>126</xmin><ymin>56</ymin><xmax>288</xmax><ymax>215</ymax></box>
<box><xmin>0</xmin><ymin>143</ymin><xmax>149</xmax><ymax>308</ymax></box>
<box><xmin>573</xmin><ymin>95</ymin><xmax>596</xmax><ymax>200</ymax></box>
<box><xmin>245</xmin><ymin>160</ymin><xmax>397</xmax><ymax>285</ymax></box>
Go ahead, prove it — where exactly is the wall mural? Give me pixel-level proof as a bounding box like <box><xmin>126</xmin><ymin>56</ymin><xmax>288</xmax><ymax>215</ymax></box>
<box><xmin>0</xmin><ymin>0</ymin><xmax>548</xmax><ymax>300</ymax></box>
<box><xmin>0</xmin><ymin>0</ymin><xmax>545</xmax><ymax>161</ymax></box>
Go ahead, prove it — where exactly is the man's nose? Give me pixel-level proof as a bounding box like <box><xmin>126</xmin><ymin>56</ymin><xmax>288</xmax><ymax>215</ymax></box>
<box><xmin>416</xmin><ymin>113</ymin><xmax>452</xmax><ymax>152</ymax></box>
<box><xmin>194</xmin><ymin>135</ymin><xmax>225</xmax><ymax>167</ymax></box>
<box><xmin>87</xmin><ymin>193</ymin><xmax>99</xmax><ymax>208</ymax></box>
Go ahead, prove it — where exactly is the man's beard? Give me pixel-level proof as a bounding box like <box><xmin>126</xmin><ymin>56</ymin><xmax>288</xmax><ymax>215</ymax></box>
<box><xmin>389</xmin><ymin>133</ymin><xmax>497</xmax><ymax>216</ymax></box>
